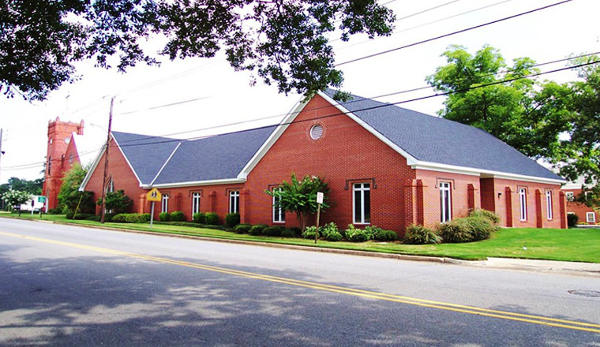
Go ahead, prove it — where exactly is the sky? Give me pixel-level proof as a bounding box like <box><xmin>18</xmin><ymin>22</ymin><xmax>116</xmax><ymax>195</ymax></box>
<box><xmin>1</xmin><ymin>0</ymin><xmax>599</xmax><ymax>184</ymax></box>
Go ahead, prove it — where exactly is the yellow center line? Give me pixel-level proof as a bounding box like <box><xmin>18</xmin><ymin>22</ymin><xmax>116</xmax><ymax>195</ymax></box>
<box><xmin>2</xmin><ymin>230</ymin><xmax>599</xmax><ymax>334</ymax></box>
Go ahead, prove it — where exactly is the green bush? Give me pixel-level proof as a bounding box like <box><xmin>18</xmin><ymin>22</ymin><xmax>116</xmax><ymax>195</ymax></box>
<box><xmin>47</xmin><ymin>208</ymin><xmax>62</xmax><ymax>215</ymax></box>
<box><xmin>403</xmin><ymin>224</ymin><xmax>441</xmax><ymax>244</ymax></box>
<box><xmin>233</xmin><ymin>224</ymin><xmax>251</xmax><ymax>233</ymax></box>
<box><xmin>225</xmin><ymin>213</ymin><xmax>240</xmax><ymax>228</ymax></box>
<box><xmin>469</xmin><ymin>209</ymin><xmax>500</xmax><ymax>224</ymax></box>
<box><xmin>85</xmin><ymin>215</ymin><xmax>101</xmax><ymax>221</ymax></box>
<box><xmin>263</xmin><ymin>226</ymin><xmax>284</xmax><ymax>236</ymax></box>
<box><xmin>345</xmin><ymin>225</ymin><xmax>369</xmax><ymax>242</ymax></box>
<box><xmin>96</xmin><ymin>190</ymin><xmax>133</xmax><ymax>214</ymax></box>
<box><xmin>302</xmin><ymin>226</ymin><xmax>319</xmax><ymax>239</ymax></box>
<box><xmin>170</xmin><ymin>211</ymin><xmax>185</xmax><ymax>221</ymax></box>
<box><xmin>159</xmin><ymin>212</ymin><xmax>170</xmax><ymax>221</ymax></box>
<box><xmin>281</xmin><ymin>228</ymin><xmax>300</xmax><ymax>238</ymax></box>
<box><xmin>153</xmin><ymin>221</ymin><xmax>226</xmax><ymax>230</ymax></box>
<box><xmin>567</xmin><ymin>213</ymin><xmax>579</xmax><ymax>227</ymax></box>
<box><xmin>205</xmin><ymin>212</ymin><xmax>220</xmax><ymax>225</ymax></box>
<box><xmin>193</xmin><ymin>212</ymin><xmax>206</xmax><ymax>223</ymax></box>
<box><xmin>438</xmin><ymin>216</ymin><xmax>495</xmax><ymax>243</ymax></box>
<box><xmin>249</xmin><ymin>224</ymin><xmax>268</xmax><ymax>235</ymax></box>
<box><xmin>111</xmin><ymin>213</ymin><xmax>149</xmax><ymax>223</ymax></box>
<box><xmin>139</xmin><ymin>213</ymin><xmax>151</xmax><ymax>222</ymax></box>
<box><xmin>373</xmin><ymin>228</ymin><xmax>398</xmax><ymax>242</ymax></box>
<box><xmin>104</xmin><ymin>213</ymin><xmax>116</xmax><ymax>222</ymax></box>
<box><xmin>320</xmin><ymin>222</ymin><xmax>343</xmax><ymax>241</ymax></box>
<box><xmin>72</xmin><ymin>213</ymin><xmax>96</xmax><ymax>220</ymax></box>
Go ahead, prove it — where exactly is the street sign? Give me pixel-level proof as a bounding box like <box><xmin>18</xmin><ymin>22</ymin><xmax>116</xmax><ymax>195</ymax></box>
<box><xmin>146</xmin><ymin>188</ymin><xmax>162</xmax><ymax>202</ymax></box>
<box><xmin>37</xmin><ymin>196</ymin><xmax>46</xmax><ymax>203</ymax></box>
<box><xmin>316</xmin><ymin>192</ymin><xmax>324</xmax><ymax>204</ymax></box>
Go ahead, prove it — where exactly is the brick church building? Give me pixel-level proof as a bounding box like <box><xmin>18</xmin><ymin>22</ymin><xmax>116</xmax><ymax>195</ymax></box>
<box><xmin>42</xmin><ymin>118</ymin><xmax>85</xmax><ymax>210</ymax></box>
<box><xmin>80</xmin><ymin>90</ymin><xmax>568</xmax><ymax>233</ymax></box>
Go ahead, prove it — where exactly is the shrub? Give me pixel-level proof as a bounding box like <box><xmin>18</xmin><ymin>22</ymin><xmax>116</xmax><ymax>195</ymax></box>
<box><xmin>104</xmin><ymin>213</ymin><xmax>116</xmax><ymax>222</ymax></box>
<box><xmin>159</xmin><ymin>212</ymin><xmax>170</xmax><ymax>221</ymax></box>
<box><xmin>281</xmin><ymin>228</ymin><xmax>300</xmax><ymax>238</ymax></box>
<box><xmin>96</xmin><ymin>190</ymin><xmax>132</xmax><ymax>214</ymax></box>
<box><xmin>320</xmin><ymin>222</ymin><xmax>343</xmax><ymax>241</ymax></box>
<box><xmin>469</xmin><ymin>209</ymin><xmax>500</xmax><ymax>224</ymax></box>
<box><xmin>170</xmin><ymin>211</ymin><xmax>185</xmax><ymax>221</ymax></box>
<box><xmin>85</xmin><ymin>215</ymin><xmax>101</xmax><ymax>221</ymax></box>
<box><xmin>205</xmin><ymin>212</ymin><xmax>220</xmax><ymax>225</ymax></box>
<box><xmin>139</xmin><ymin>213</ymin><xmax>151</xmax><ymax>222</ymax></box>
<box><xmin>567</xmin><ymin>213</ymin><xmax>579</xmax><ymax>227</ymax></box>
<box><xmin>193</xmin><ymin>212</ymin><xmax>206</xmax><ymax>223</ymax></box>
<box><xmin>225</xmin><ymin>213</ymin><xmax>241</xmax><ymax>228</ymax></box>
<box><xmin>438</xmin><ymin>216</ymin><xmax>495</xmax><ymax>243</ymax></box>
<box><xmin>72</xmin><ymin>213</ymin><xmax>96</xmax><ymax>220</ymax></box>
<box><xmin>263</xmin><ymin>226</ymin><xmax>284</xmax><ymax>236</ymax></box>
<box><xmin>345</xmin><ymin>225</ymin><xmax>369</xmax><ymax>242</ymax></box>
<box><xmin>233</xmin><ymin>224</ymin><xmax>251</xmax><ymax>233</ymax></box>
<box><xmin>47</xmin><ymin>208</ymin><xmax>62</xmax><ymax>215</ymax></box>
<box><xmin>302</xmin><ymin>226</ymin><xmax>319</xmax><ymax>239</ymax></box>
<box><xmin>111</xmin><ymin>213</ymin><xmax>149</xmax><ymax>223</ymax></box>
<box><xmin>373</xmin><ymin>228</ymin><xmax>398</xmax><ymax>242</ymax></box>
<box><xmin>249</xmin><ymin>224</ymin><xmax>268</xmax><ymax>235</ymax></box>
<box><xmin>403</xmin><ymin>224</ymin><xmax>441</xmax><ymax>244</ymax></box>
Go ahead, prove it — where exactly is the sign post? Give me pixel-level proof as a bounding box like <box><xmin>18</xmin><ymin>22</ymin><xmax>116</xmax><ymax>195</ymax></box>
<box><xmin>315</xmin><ymin>192</ymin><xmax>324</xmax><ymax>244</ymax></box>
<box><xmin>146</xmin><ymin>188</ymin><xmax>162</xmax><ymax>227</ymax></box>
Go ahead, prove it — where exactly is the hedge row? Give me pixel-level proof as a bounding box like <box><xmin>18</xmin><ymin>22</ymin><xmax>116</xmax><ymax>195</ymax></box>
<box><xmin>301</xmin><ymin>223</ymin><xmax>399</xmax><ymax>242</ymax></box>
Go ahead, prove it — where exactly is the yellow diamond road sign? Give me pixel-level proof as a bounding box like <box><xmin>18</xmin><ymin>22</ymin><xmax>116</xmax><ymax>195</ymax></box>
<box><xmin>146</xmin><ymin>188</ymin><xmax>162</xmax><ymax>202</ymax></box>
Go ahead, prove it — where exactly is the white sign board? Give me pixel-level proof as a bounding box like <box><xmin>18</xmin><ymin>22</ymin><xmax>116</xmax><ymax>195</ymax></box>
<box><xmin>316</xmin><ymin>192</ymin><xmax>324</xmax><ymax>204</ymax></box>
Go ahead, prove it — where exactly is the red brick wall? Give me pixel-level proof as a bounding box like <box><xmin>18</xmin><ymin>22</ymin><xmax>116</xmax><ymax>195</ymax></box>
<box><xmin>415</xmin><ymin>170</ymin><xmax>481</xmax><ymax>229</ymax></box>
<box><xmin>84</xmin><ymin>138</ymin><xmax>145</xmax><ymax>215</ymax></box>
<box><xmin>484</xmin><ymin>178</ymin><xmax>564</xmax><ymax>228</ymax></box>
<box><xmin>563</xmin><ymin>188</ymin><xmax>597</xmax><ymax>225</ymax></box>
<box><xmin>244</xmin><ymin>94</ymin><xmax>415</xmax><ymax>233</ymax></box>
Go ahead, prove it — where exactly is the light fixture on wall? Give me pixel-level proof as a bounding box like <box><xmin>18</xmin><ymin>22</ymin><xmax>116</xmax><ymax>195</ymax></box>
<box><xmin>497</xmin><ymin>192</ymin><xmax>502</xmax><ymax>199</ymax></box>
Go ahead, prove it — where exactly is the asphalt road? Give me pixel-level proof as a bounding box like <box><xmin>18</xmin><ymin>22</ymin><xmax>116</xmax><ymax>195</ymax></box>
<box><xmin>0</xmin><ymin>218</ymin><xmax>599</xmax><ymax>346</ymax></box>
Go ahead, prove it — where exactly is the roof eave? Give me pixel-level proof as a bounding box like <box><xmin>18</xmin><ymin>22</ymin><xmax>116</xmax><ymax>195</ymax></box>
<box><xmin>143</xmin><ymin>177</ymin><xmax>246</xmax><ymax>189</ymax></box>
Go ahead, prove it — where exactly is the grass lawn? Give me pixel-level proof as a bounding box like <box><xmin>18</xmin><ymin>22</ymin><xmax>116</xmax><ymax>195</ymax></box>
<box><xmin>1</xmin><ymin>212</ymin><xmax>598</xmax><ymax>263</ymax></box>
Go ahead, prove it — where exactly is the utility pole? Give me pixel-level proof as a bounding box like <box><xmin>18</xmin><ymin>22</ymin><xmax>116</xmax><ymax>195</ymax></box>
<box><xmin>100</xmin><ymin>97</ymin><xmax>115</xmax><ymax>223</ymax></box>
<box><xmin>0</xmin><ymin>128</ymin><xmax>4</xmax><ymax>183</ymax></box>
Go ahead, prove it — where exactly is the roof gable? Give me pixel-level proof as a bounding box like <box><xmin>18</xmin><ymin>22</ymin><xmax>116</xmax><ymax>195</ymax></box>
<box><xmin>321</xmin><ymin>89</ymin><xmax>563</xmax><ymax>182</ymax></box>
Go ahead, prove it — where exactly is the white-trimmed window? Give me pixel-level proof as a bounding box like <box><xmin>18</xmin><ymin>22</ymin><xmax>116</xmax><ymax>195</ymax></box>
<box><xmin>353</xmin><ymin>183</ymin><xmax>371</xmax><ymax>224</ymax></box>
<box><xmin>519</xmin><ymin>188</ymin><xmax>527</xmax><ymax>221</ymax></box>
<box><xmin>440</xmin><ymin>182</ymin><xmax>452</xmax><ymax>223</ymax></box>
<box><xmin>565</xmin><ymin>192</ymin><xmax>575</xmax><ymax>201</ymax></box>
<box><xmin>546</xmin><ymin>190</ymin><xmax>553</xmax><ymax>220</ymax></box>
<box><xmin>161</xmin><ymin>194</ymin><xmax>169</xmax><ymax>213</ymax></box>
<box><xmin>191</xmin><ymin>192</ymin><xmax>201</xmax><ymax>215</ymax></box>
<box><xmin>272</xmin><ymin>188</ymin><xmax>285</xmax><ymax>223</ymax></box>
<box><xmin>108</xmin><ymin>178</ymin><xmax>114</xmax><ymax>193</ymax></box>
<box><xmin>587</xmin><ymin>212</ymin><xmax>596</xmax><ymax>223</ymax></box>
<box><xmin>229</xmin><ymin>191</ymin><xmax>240</xmax><ymax>214</ymax></box>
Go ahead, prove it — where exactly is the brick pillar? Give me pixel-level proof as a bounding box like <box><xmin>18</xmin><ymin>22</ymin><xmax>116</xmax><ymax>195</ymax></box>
<box><xmin>559</xmin><ymin>191</ymin><xmax>567</xmax><ymax>229</ymax></box>
<box><xmin>467</xmin><ymin>184</ymin><xmax>476</xmax><ymax>212</ymax></box>
<box><xmin>175</xmin><ymin>193</ymin><xmax>183</xmax><ymax>212</ymax></box>
<box><xmin>240</xmin><ymin>189</ymin><xmax>250</xmax><ymax>224</ymax></box>
<box><xmin>416</xmin><ymin>179</ymin><xmax>424</xmax><ymax>226</ymax></box>
<box><xmin>404</xmin><ymin>179</ymin><xmax>417</xmax><ymax>228</ymax></box>
<box><xmin>505</xmin><ymin>186</ymin><xmax>513</xmax><ymax>227</ymax></box>
<box><xmin>535</xmin><ymin>189</ymin><xmax>543</xmax><ymax>228</ymax></box>
<box><xmin>209</xmin><ymin>191</ymin><xmax>217</xmax><ymax>212</ymax></box>
<box><xmin>138</xmin><ymin>193</ymin><xmax>146</xmax><ymax>214</ymax></box>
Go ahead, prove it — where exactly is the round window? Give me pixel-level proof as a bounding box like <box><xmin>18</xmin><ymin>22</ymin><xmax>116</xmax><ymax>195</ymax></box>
<box><xmin>310</xmin><ymin>124</ymin><xmax>323</xmax><ymax>140</ymax></box>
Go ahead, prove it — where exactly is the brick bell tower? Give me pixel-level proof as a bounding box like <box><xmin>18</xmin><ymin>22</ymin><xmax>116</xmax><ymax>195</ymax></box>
<box><xmin>42</xmin><ymin>117</ymin><xmax>84</xmax><ymax>210</ymax></box>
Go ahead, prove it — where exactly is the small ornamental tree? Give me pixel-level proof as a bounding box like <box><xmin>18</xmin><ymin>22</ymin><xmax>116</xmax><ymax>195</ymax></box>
<box><xmin>2</xmin><ymin>189</ymin><xmax>31</xmax><ymax>211</ymax></box>
<box><xmin>97</xmin><ymin>190</ymin><xmax>133</xmax><ymax>214</ymax></box>
<box><xmin>57</xmin><ymin>164</ymin><xmax>95</xmax><ymax>216</ymax></box>
<box><xmin>266</xmin><ymin>173</ymin><xmax>329</xmax><ymax>231</ymax></box>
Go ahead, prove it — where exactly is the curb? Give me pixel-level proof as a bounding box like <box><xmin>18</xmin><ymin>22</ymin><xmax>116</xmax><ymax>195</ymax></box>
<box><xmin>4</xmin><ymin>217</ymin><xmax>598</xmax><ymax>276</ymax></box>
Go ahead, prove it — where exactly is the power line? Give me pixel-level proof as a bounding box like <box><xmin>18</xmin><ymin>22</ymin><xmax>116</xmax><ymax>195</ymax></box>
<box><xmin>335</xmin><ymin>0</ymin><xmax>572</xmax><ymax>66</ymax></box>
<box><xmin>4</xmin><ymin>54</ymin><xmax>598</xmax><ymax>170</ymax></box>
<box><xmin>118</xmin><ymin>96</ymin><xmax>211</xmax><ymax>115</ymax></box>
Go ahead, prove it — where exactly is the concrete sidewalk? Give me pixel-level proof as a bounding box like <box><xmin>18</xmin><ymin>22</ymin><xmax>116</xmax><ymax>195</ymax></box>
<box><xmin>465</xmin><ymin>257</ymin><xmax>600</xmax><ymax>277</ymax></box>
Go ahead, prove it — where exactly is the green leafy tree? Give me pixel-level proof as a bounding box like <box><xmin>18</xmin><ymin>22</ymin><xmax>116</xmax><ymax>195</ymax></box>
<box><xmin>428</xmin><ymin>46</ymin><xmax>600</xmax><ymax>207</ymax></box>
<box><xmin>1</xmin><ymin>189</ymin><xmax>31</xmax><ymax>211</ymax></box>
<box><xmin>0</xmin><ymin>177</ymin><xmax>43</xmax><ymax>195</ymax></box>
<box><xmin>57</xmin><ymin>163</ymin><xmax>96</xmax><ymax>215</ymax></box>
<box><xmin>266</xmin><ymin>173</ymin><xmax>329</xmax><ymax>231</ymax></box>
<box><xmin>1</xmin><ymin>0</ymin><xmax>395</xmax><ymax>101</ymax></box>
<box><xmin>97</xmin><ymin>190</ymin><xmax>133</xmax><ymax>214</ymax></box>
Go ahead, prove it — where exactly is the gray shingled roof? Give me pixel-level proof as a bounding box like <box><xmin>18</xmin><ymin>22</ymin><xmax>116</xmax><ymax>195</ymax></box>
<box><xmin>153</xmin><ymin>126</ymin><xmax>276</xmax><ymax>184</ymax></box>
<box><xmin>112</xmin><ymin>126</ymin><xmax>276</xmax><ymax>186</ymax></box>
<box><xmin>112</xmin><ymin>132</ymin><xmax>180</xmax><ymax>185</ymax></box>
<box><xmin>322</xmin><ymin>89</ymin><xmax>562</xmax><ymax>180</ymax></box>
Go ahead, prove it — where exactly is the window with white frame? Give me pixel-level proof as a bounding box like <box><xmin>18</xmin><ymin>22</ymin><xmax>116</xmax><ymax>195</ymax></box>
<box><xmin>229</xmin><ymin>191</ymin><xmax>240</xmax><ymax>214</ymax></box>
<box><xmin>107</xmin><ymin>178</ymin><xmax>114</xmax><ymax>193</ymax></box>
<box><xmin>440</xmin><ymin>182</ymin><xmax>452</xmax><ymax>223</ymax></box>
<box><xmin>161</xmin><ymin>194</ymin><xmax>169</xmax><ymax>213</ymax></box>
<box><xmin>565</xmin><ymin>192</ymin><xmax>575</xmax><ymax>201</ymax></box>
<box><xmin>191</xmin><ymin>192</ymin><xmax>201</xmax><ymax>215</ymax></box>
<box><xmin>587</xmin><ymin>212</ymin><xmax>596</xmax><ymax>223</ymax></box>
<box><xmin>519</xmin><ymin>188</ymin><xmax>527</xmax><ymax>221</ymax></box>
<box><xmin>272</xmin><ymin>188</ymin><xmax>285</xmax><ymax>223</ymax></box>
<box><xmin>546</xmin><ymin>190</ymin><xmax>553</xmax><ymax>220</ymax></box>
<box><xmin>353</xmin><ymin>183</ymin><xmax>371</xmax><ymax>224</ymax></box>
